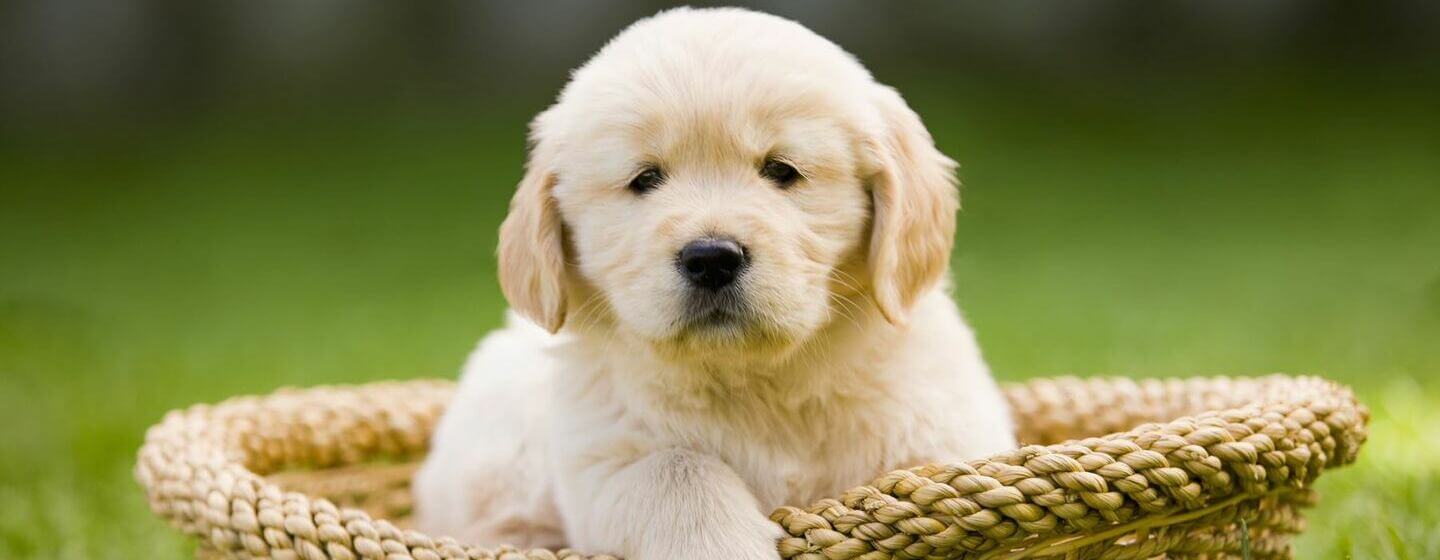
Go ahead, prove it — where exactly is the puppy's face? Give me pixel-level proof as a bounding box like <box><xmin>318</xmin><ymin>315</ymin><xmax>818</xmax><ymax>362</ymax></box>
<box><xmin>557</xmin><ymin>95</ymin><xmax>868</xmax><ymax>354</ymax></box>
<box><xmin>498</xmin><ymin>8</ymin><xmax>958</xmax><ymax>361</ymax></box>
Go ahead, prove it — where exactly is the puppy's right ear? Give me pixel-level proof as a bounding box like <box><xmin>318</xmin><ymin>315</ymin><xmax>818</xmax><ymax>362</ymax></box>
<box><xmin>497</xmin><ymin>119</ymin><xmax>567</xmax><ymax>333</ymax></box>
<box><xmin>864</xmin><ymin>85</ymin><xmax>959</xmax><ymax>327</ymax></box>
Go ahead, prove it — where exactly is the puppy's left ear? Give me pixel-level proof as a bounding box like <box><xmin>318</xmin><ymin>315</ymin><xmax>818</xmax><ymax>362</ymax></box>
<box><xmin>498</xmin><ymin>115</ymin><xmax>568</xmax><ymax>333</ymax></box>
<box><xmin>864</xmin><ymin>85</ymin><xmax>959</xmax><ymax>326</ymax></box>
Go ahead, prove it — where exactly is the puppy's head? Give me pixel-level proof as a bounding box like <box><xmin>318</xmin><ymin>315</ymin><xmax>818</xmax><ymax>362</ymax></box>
<box><xmin>499</xmin><ymin>8</ymin><xmax>956</xmax><ymax>360</ymax></box>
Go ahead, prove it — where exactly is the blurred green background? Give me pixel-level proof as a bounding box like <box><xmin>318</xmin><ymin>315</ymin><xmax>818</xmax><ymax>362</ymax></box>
<box><xmin>2</xmin><ymin>2</ymin><xmax>1438</xmax><ymax>558</ymax></box>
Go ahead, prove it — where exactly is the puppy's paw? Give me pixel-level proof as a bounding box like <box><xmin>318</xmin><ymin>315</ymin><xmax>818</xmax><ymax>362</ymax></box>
<box><xmin>654</xmin><ymin>538</ymin><xmax>781</xmax><ymax>560</ymax></box>
<box><xmin>636</xmin><ymin>518</ymin><xmax>783</xmax><ymax>560</ymax></box>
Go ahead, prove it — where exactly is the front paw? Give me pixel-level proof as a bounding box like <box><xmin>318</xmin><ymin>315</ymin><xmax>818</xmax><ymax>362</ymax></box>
<box><xmin>635</xmin><ymin>520</ymin><xmax>782</xmax><ymax>560</ymax></box>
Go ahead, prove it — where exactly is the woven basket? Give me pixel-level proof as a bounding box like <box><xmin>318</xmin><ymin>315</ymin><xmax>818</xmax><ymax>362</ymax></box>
<box><xmin>136</xmin><ymin>375</ymin><xmax>1367</xmax><ymax>560</ymax></box>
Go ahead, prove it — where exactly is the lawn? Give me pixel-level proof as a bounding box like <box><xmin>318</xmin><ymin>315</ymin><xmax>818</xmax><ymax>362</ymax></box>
<box><xmin>1</xmin><ymin>81</ymin><xmax>1437</xmax><ymax>559</ymax></box>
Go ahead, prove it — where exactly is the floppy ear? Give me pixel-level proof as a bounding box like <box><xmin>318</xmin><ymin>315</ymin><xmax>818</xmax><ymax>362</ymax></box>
<box><xmin>865</xmin><ymin>85</ymin><xmax>959</xmax><ymax>326</ymax></box>
<box><xmin>497</xmin><ymin>127</ymin><xmax>567</xmax><ymax>333</ymax></box>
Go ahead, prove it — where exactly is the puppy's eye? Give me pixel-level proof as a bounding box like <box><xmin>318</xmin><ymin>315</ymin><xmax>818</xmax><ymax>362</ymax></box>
<box><xmin>628</xmin><ymin>167</ymin><xmax>664</xmax><ymax>194</ymax></box>
<box><xmin>761</xmin><ymin>159</ymin><xmax>800</xmax><ymax>187</ymax></box>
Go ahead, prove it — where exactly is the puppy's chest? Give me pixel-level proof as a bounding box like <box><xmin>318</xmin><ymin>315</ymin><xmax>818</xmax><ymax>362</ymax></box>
<box><xmin>677</xmin><ymin>406</ymin><xmax>923</xmax><ymax>510</ymax></box>
<box><xmin>754</xmin><ymin>441</ymin><xmax>886</xmax><ymax>510</ymax></box>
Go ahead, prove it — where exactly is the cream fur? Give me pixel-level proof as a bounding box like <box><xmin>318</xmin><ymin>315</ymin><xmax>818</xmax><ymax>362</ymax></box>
<box><xmin>415</xmin><ymin>7</ymin><xmax>1015</xmax><ymax>559</ymax></box>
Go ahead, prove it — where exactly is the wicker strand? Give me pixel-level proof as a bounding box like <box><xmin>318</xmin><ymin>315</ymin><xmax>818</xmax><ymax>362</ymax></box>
<box><xmin>136</xmin><ymin>375</ymin><xmax>1367</xmax><ymax>560</ymax></box>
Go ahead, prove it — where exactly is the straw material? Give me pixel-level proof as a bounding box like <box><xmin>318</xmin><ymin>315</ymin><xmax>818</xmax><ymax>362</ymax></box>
<box><xmin>135</xmin><ymin>375</ymin><xmax>1367</xmax><ymax>559</ymax></box>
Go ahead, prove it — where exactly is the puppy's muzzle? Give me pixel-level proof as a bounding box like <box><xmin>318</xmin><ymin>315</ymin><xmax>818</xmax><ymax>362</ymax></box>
<box><xmin>677</xmin><ymin>237</ymin><xmax>746</xmax><ymax>291</ymax></box>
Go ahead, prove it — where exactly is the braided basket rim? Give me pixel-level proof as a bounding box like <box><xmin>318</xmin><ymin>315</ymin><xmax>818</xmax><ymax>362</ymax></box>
<box><xmin>135</xmin><ymin>375</ymin><xmax>1368</xmax><ymax>560</ymax></box>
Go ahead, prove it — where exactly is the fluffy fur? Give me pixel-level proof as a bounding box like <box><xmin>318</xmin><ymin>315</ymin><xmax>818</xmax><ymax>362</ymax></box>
<box><xmin>414</xmin><ymin>7</ymin><xmax>1015</xmax><ymax>559</ymax></box>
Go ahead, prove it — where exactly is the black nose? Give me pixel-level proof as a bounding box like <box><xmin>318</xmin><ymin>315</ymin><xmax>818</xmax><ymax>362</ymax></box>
<box><xmin>678</xmin><ymin>238</ymin><xmax>746</xmax><ymax>291</ymax></box>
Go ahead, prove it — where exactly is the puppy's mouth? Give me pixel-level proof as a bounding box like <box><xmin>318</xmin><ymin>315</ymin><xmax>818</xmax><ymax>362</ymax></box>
<box><xmin>655</xmin><ymin>286</ymin><xmax>801</xmax><ymax>362</ymax></box>
<box><xmin>680</xmin><ymin>288</ymin><xmax>750</xmax><ymax>331</ymax></box>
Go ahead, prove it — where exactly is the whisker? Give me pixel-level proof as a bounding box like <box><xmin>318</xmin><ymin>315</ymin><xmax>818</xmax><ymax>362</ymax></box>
<box><xmin>828</xmin><ymin>292</ymin><xmax>863</xmax><ymax>330</ymax></box>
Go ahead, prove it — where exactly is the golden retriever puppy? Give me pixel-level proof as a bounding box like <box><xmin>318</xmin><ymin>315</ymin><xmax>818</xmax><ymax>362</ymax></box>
<box><xmin>414</xmin><ymin>7</ymin><xmax>1015</xmax><ymax>559</ymax></box>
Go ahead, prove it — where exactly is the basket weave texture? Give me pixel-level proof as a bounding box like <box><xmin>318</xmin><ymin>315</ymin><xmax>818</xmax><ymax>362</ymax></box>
<box><xmin>136</xmin><ymin>375</ymin><xmax>1367</xmax><ymax>560</ymax></box>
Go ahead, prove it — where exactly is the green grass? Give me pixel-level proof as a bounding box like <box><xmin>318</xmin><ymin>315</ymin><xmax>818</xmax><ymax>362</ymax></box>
<box><xmin>2</xmin><ymin>84</ymin><xmax>1437</xmax><ymax>558</ymax></box>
